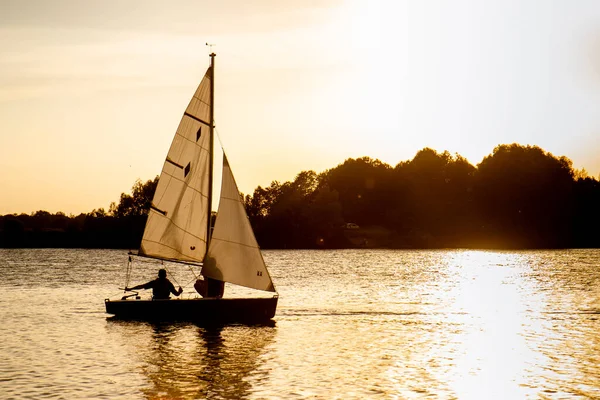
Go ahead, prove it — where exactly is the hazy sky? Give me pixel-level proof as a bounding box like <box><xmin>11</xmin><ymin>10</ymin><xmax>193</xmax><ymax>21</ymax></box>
<box><xmin>1</xmin><ymin>0</ymin><xmax>599</xmax><ymax>215</ymax></box>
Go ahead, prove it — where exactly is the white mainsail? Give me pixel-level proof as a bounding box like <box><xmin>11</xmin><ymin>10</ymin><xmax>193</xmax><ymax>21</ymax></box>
<box><xmin>139</xmin><ymin>69</ymin><xmax>212</xmax><ymax>263</ymax></box>
<box><xmin>203</xmin><ymin>156</ymin><xmax>276</xmax><ymax>292</ymax></box>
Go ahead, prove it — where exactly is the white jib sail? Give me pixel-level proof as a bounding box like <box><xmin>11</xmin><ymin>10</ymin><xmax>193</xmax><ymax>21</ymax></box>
<box><xmin>139</xmin><ymin>69</ymin><xmax>212</xmax><ymax>263</ymax></box>
<box><xmin>203</xmin><ymin>156</ymin><xmax>276</xmax><ymax>292</ymax></box>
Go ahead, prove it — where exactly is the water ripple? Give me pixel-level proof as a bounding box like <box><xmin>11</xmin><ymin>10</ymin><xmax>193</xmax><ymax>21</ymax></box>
<box><xmin>1</xmin><ymin>248</ymin><xmax>599</xmax><ymax>398</ymax></box>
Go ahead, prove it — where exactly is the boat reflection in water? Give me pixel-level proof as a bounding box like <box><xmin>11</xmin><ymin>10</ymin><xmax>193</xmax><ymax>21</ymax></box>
<box><xmin>106</xmin><ymin>320</ymin><xmax>275</xmax><ymax>399</ymax></box>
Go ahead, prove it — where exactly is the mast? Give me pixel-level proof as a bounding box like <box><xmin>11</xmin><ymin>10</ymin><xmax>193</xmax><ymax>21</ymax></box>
<box><xmin>207</xmin><ymin>52</ymin><xmax>216</xmax><ymax>245</ymax></box>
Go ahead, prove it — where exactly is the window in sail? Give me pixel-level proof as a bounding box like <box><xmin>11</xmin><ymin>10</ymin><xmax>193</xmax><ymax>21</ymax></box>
<box><xmin>196</xmin><ymin>127</ymin><xmax>202</xmax><ymax>142</ymax></box>
<box><xmin>184</xmin><ymin>162</ymin><xmax>191</xmax><ymax>177</ymax></box>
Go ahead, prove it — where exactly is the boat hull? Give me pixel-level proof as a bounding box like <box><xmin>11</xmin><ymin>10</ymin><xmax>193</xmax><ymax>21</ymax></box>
<box><xmin>105</xmin><ymin>297</ymin><xmax>278</xmax><ymax>324</ymax></box>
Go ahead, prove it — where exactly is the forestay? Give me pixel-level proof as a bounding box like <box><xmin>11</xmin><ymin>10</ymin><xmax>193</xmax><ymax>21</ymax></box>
<box><xmin>139</xmin><ymin>69</ymin><xmax>212</xmax><ymax>263</ymax></box>
<box><xmin>203</xmin><ymin>156</ymin><xmax>276</xmax><ymax>292</ymax></box>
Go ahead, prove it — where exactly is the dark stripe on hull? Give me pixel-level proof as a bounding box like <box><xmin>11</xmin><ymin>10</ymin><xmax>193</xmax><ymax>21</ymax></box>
<box><xmin>105</xmin><ymin>297</ymin><xmax>278</xmax><ymax>324</ymax></box>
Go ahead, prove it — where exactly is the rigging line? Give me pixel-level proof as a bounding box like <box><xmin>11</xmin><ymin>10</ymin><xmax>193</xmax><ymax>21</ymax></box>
<box><xmin>124</xmin><ymin>256</ymin><xmax>133</xmax><ymax>289</ymax></box>
<box><xmin>187</xmin><ymin>264</ymin><xmax>199</xmax><ymax>280</ymax></box>
<box><xmin>126</xmin><ymin>255</ymin><xmax>200</xmax><ymax>288</ymax></box>
<box><xmin>213</xmin><ymin>126</ymin><xmax>241</xmax><ymax>179</ymax></box>
<box><xmin>214</xmin><ymin>125</ymin><xmax>227</xmax><ymax>151</ymax></box>
<box><xmin>214</xmin><ymin>126</ymin><xmax>233</xmax><ymax>173</ymax></box>
<box><xmin>162</xmin><ymin>265</ymin><xmax>181</xmax><ymax>288</ymax></box>
<box><xmin>110</xmin><ymin>290</ymin><xmax>129</xmax><ymax>299</ymax></box>
<box><xmin>182</xmin><ymin>276</ymin><xmax>200</xmax><ymax>289</ymax></box>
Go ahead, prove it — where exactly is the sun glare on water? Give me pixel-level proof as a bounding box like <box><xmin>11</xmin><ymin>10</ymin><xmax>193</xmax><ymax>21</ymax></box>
<box><xmin>437</xmin><ymin>251</ymin><xmax>551</xmax><ymax>398</ymax></box>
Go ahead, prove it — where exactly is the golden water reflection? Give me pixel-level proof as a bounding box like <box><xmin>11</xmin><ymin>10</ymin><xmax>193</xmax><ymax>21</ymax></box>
<box><xmin>433</xmin><ymin>250</ymin><xmax>599</xmax><ymax>399</ymax></box>
<box><xmin>435</xmin><ymin>251</ymin><xmax>542</xmax><ymax>398</ymax></box>
<box><xmin>2</xmin><ymin>249</ymin><xmax>599</xmax><ymax>398</ymax></box>
<box><xmin>107</xmin><ymin>321</ymin><xmax>275</xmax><ymax>399</ymax></box>
<box><xmin>260</xmin><ymin>250</ymin><xmax>600</xmax><ymax>398</ymax></box>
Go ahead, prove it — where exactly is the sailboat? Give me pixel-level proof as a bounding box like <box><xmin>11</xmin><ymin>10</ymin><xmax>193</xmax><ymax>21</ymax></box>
<box><xmin>105</xmin><ymin>53</ymin><xmax>278</xmax><ymax>323</ymax></box>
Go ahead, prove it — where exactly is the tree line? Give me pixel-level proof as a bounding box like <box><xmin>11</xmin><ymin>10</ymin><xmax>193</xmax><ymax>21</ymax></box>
<box><xmin>0</xmin><ymin>177</ymin><xmax>158</xmax><ymax>249</ymax></box>
<box><xmin>1</xmin><ymin>144</ymin><xmax>599</xmax><ymax>249</ymax></box>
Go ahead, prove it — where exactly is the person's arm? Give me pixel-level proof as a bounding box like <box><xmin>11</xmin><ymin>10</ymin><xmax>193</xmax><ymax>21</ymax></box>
<box><xmin>168</xmin><ymin>281</ymin><xmax>184</xmax><ymax>296</ymax></box>
<box><xmin>125</xmin><ymin>281</ymin><xmax>152</xmax><ymax>291</ymax></box>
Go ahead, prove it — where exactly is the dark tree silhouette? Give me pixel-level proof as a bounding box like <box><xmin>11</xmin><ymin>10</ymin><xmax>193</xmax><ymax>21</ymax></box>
<box><xmin>572</xmin><ymin>176</ymin><xmax>600</xmax><ymax>247</ymax></box>
<box><xmin>393</xmin><ymin>149</ymin><xmax>477</xmax><ymax>247</ymax></box>
<box><xmin>2</xmin><ymin>144</ymin><xmax>600</xmax><ymax>249</ymax></box>
<box><xmin>474</xmin><ymin>144</ymin><xmax>574</xmax><ymax>248</ymax></box>
<box><xmin>323</xmin><ymin>157</ymin><xmax>395</xmax><ymax>227</ymax></box>
<box><xmin>109</xmin><ymin>177</ymin><xmax>159</xmax><ymax>217</ymax></box>
<box><xmin>247</xmin><ymin>171</ymin><xmax>345</xmax><ymax>248</ymax></box>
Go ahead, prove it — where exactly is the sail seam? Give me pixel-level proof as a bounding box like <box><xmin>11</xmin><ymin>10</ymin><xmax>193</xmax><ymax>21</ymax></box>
<box><xmin>220</xmin><ymin>196</ymin><xmax>243</xmax><ymax>202</ymax></box>
<box><xmin>209</xmin><ymin>237</ymin><xmax>261</xmax><ymax>250</ymax></box>
<box><xmin>191</xmin><ymin>95</ymin><xmax>210</xmax><ymax>105</ymax></box>
<box><xmin>141</xmin><ymin>237</ymin><xmax>206</xmax><ymax>259</ymax></box>
<box><xmin>190</xmin><ymin>99</ymin><xmax>210</xmax><ymax>110</ymax></box>
<box><xmin>156</xmin><ymin>172</ymin><xmax>209</xmax><ymax>200</ymax></box>
<box><xmin>151</xmin><ymin>148</ymin><xmax>208</xmax><ymax>221</ymax></box>
<box><xmin>146</xmin><ymin>211</ymin><xmax>207</xmax><ymax>242</ymax></box>
<box><xmin>174</xmin><ymin>131</ymin><xmax>211</xmax><ymax>148</ymax></box>
<box><xmin>134</xmin><ymin>252</ymin><xmax>204</xmax><ymax>267</ymax></box>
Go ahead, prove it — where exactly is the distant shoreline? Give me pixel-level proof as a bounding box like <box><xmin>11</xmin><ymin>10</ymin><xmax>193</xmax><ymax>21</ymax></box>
<box><xmin>1</xmin><ymin>221</ymin><xmax>598</xmax><ymax>251</ymax></box>
<box><xmin>3</xmin><ymin>144</ymin><xmax>600</xmax><ymax>250</ymax></box>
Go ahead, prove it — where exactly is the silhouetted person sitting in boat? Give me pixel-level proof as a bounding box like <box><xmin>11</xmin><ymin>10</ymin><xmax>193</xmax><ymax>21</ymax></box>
<box><xmin>194</xmin><ymin>276</ymin><xmax>225</xmax><ymax>298</ymax></box>
<box><xmin>125</xmin><ymin>269</ymin><xmax>183</xmax><ymax>300</ymax></box>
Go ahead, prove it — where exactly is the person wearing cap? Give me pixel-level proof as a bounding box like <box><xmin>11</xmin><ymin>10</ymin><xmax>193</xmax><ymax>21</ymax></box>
<box><xmin>125</xmin><ymin>269</ymin><xmax>183</xmax><ymax>299</ymax></box>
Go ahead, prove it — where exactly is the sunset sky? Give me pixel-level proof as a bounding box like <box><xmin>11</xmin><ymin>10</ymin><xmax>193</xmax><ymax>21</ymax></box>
<box><xmin>1</xmin><ymin>0</ymin><xmax>599</xmax><ymax>215</ymax></box>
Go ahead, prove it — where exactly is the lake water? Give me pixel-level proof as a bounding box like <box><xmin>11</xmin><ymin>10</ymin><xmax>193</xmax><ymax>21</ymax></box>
<box><xmin>1</xmin><ymin>248</ymin><xmax>599</xmax><ymax>399</ymax></box>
